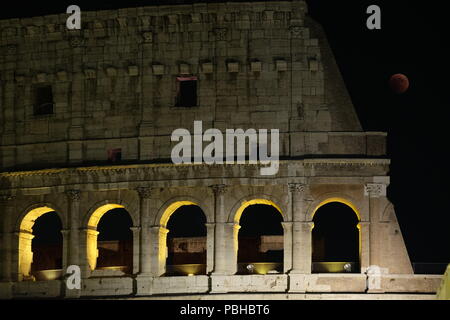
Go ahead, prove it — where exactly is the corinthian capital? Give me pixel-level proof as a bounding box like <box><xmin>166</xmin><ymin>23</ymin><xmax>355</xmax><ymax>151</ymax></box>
<box><xmin>288</xmin><ymin>183</ymin><xmax>306</xmax><ymax>194</ymax></box>
<box><xmin>209</xmin><ymin>184</ymin><xmax>227</xmax><ymax>197</ymax></box>
<box><xmin>66</xmin><ymin>190</ymin><xmax>81</xmax><ymax>201</ymax></box>
<box><xmin>136</xmin><ymin>187</ymin><xmax>153</xmax><ymax>199</ymax></box>
<box><xmin>364</xmin><ymin>183</ymin><xmax>386</xmax><ymax>198</ymax></box>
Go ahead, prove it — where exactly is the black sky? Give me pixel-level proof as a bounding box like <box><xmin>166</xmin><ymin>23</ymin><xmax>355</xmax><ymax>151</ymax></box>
<box><xmin>1</xmin><ymin>1</ymin><xmax>449</xmax><ymax>264</ymax></box>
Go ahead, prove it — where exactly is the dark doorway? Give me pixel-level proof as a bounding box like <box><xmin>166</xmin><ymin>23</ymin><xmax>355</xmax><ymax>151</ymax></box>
<box><xmin>312</xmin><ymin>202</ymin><xmax>360</xmax><ymax>273</ymax></box>
<box><xmin>31</xmin><ymin>212</ymin><xmax>62</xmax><ymax>272</ymax></box>
<box><xmin>96</xmin><ymin>208</ymin><xmax>133</xmax><ymax>273</ymax></box>
<box><xmin>237</xmin><ymin>204</ymin><xmax>283</xmax><ymax>274</ymax></box>
<box><xmin>166</xmin><ymin>205</ymin><xmax>206</xmax><ymax>276</ymax></box>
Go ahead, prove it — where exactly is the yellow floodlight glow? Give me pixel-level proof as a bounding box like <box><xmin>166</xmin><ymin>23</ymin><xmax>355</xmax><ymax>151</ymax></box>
<box><xmin>160</xmin><ymin>201</ymin><xmax>198</xmax><ymax>228</ymax></box>
<box><xmin>234</xmin><ymin>199</ymin><xmax>283</xmax><ymax>224</ymax></box>
<box><xmin>86</xmin><ymin>203</ymin><xmax>125</xmax><ymax>270</ymax></box>
<box><xmin>311</xmin><ymin>197</ymin><xmax>361</xmax><ymax>221</ymax></box>
<box><xmin>18</xmin><ymin>207</ymin><xmax>57</xmax><ymax>279</ymax></box>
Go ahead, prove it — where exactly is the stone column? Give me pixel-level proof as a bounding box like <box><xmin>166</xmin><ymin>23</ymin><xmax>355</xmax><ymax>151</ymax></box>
<box><xmin>79</xmin><ymin>228</ymin><xmax>95</xmax><ymax>278</ymax></box>
<box><xmin>136</xmin><ymin>187</ymin><xmax>153</xmax><ymax>276</ymax></box>
<box><xmin>209</xmin><ymin>185</ymin><xmax>231</xmax><ymax>275</ymax></box>
<box><xmin>0</xmin><ymin>195</ymin><xmax>15</xmax><ymax>282</ymax></box>
<box><xmin>359</xmin><ymin>222</ymin><xmax>370</xmax><ymax>272</ymax></box>
<box><xmin>281</xmin><ymin>222</ymin><xmax>293</xmax><ymax>273</ymax></box>
<box><xmin>288</xmin><ymin>183</ymin><xmax>311</xmax><ymax>274</ymax></box>
<box><xmin>149</xmin><ymin>226</ymin><xmax>169</xmax><ymax>277</ymax></box>
<box><xmin>365</xmin><ymin>183</ymin><xmax>386</xmax><ymax>268</ymax></box>
<box><xmin>65</xmin><ymin>190</ymin><xmax>81</xmax><ymax>267</ymax></box>
<box><xmin>130</xmin><ymin>227</ymin><xmax>141</xmax><ymax>274</ymax></box>
<box><xmin>205</xmin><ymin>223</ymin><xmax>215</xmax><ymax>274</ymax></box>
<box><xmin>61</xmin><ymin>229</ymin><xmax>70</xmax><ymax>272</ymax></box>
<box><xmin>227</xmin><ymin>222</ymin><xmax>241</xmax><ymax>275</ymax></box>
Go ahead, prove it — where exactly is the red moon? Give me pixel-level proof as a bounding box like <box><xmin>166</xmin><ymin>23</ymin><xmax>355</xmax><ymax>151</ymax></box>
<box><xmin>389</xmin><ymin>73</ymin><xmax>409</xmax><ymax>94</ymax></box>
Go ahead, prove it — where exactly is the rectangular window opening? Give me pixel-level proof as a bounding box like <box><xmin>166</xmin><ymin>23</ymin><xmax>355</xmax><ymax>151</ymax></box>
<box><xmin>175</xmin><ymin>76</ymin><xmax>197</xmax><ymax>107</ymax></box>
<box><xmin>34</xmin><ymin>85</ymin><xmax>54</xmax><ymax>116</ymax></box>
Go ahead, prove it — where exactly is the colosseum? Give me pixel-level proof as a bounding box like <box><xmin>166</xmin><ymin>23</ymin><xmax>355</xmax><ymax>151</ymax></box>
<box><xmin>0</xmin><ymin>0</ymin><xmax>442</xmax><ymax>299</ymax></box>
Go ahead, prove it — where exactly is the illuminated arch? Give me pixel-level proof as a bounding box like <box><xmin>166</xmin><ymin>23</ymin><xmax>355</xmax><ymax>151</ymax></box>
<box><xmin>311</xmin><ymin>198</ymin><xmax>361</xmax><ymax>272</ymax></box>
<box><xmin>231</xmin><ymin>197</ymin><xmax>284</xmax><ymax>224</ymax></box>
<box><xmin>311</xmin><ymin>197</ymin><xmax>361</xmax><ymax>221</ymax></box>
<box><xmin>18</xmin><ymin>206</ymin><xmax>60</xmax><ymax>280</ymax></box>
<box><xmin>159</xmin><ymin>200</ymin><xmax>198</xmax><ymax>228</ymax></box>
<box><xmin>156</xmin><ymin>199</ymin><xmax>209</xmax><ymax>276</ymax></box>
<box><xmin>85</xmin><ymin>203</ymin><xmax>127</xmax><ymax>271</ymax></box>
<box><xmin>231</xmin><ymin>198</ymin><xmax>284</xmax><ymax>264</ymax></box>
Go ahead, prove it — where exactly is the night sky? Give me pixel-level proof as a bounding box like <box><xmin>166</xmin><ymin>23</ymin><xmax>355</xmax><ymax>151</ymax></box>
<box><xmin>2</xmin><ymin>1</ymin><xmax>449</xmax><ymax>265</ymax></box>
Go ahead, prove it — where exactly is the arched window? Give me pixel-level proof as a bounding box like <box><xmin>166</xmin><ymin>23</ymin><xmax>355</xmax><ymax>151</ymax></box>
<box><xmin>96</xmin><ymin>208</ymin><xmax>133</xmax><ymax>273</ymax></box>
<box><xmin>18</xmin><ymin>207</ymin><xmax>62</xmax><ymax>281</ymax></box>
<box><xmin>86</xmin><ymin>204</ymin><xmax>133</xmax><ymax>274</ymax></box>
<box><xmin>237</xmin><ymin>204</ymin><xmax>283</xmax><ymax>275</ymax></box>
<box><xmin>165</xmin><ymin>205</ymin><xmax>207</xmax><ymax>276</ymax></box>
<box><xmin>312</xmin><ymin>202</ymin><xmax>360</xmax><ymax>273</ymax></box>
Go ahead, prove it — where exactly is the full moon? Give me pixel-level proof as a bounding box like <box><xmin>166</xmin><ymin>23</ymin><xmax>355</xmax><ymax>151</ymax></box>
<box><xmin>389</xmin><ymin>73</ymin><xmax>409</xmax><ymax>94</ymax></box>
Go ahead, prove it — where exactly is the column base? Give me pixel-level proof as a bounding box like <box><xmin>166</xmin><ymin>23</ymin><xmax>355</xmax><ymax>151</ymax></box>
<box><xmin>136</xmin><ymin>274</ymin><xmax>153</xmax><ymax>296</ymax></box>
<box><xmin>288</xmin><ymin>273</ymin><xmax>307</xmax><ymax>293</ymax></box>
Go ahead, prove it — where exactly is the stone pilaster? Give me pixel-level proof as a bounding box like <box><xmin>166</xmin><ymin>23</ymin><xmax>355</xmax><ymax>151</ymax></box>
<box><xmin>205</xmin><ymin>223</ymin><xmax>215</xmax><ymax>274</ymax></box>
<box><xmin>130</xmin><ymin>227</ymin><xmax>141</xmax><ymax>274</ymax></box>
<box><xmin>359</xmin><ymin>222</ymin><xmax>370</xmax><ymax>272</ymax></box>
<box><xmin>209</xmin><ymin>185</ymin><xmax>231</xmax><ymax>275</ymax></box>
<box><xmin>65</xmin><ymin>190</ymin><xmax>81</xmax><ymax>267</ymax></box>
<box><xmin>288</xmin><ymin>183</ymin><xmax>311</xmax><ymax>274</ymax></box>
<box><xmin>364</xmin><ymin>183</ymin><xmax>386</xmax><ymax>268</ymax></box>
<box><xmin>149</xmin><ymin>225</ymin><xmax>169</xmax><ymax>277</ymax></box>
<box><xmin>281</xmin><ymin>222</ymin><xmax>293</xmax><ymax>273</ymax></box>
<box><xmin>136</xmin><ymin>187</ymin><xmax>154</xmax><ymax>276</ymax></box>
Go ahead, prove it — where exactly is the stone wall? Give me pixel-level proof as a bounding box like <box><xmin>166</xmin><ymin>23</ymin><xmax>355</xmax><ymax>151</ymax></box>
<box><xmin>0</xmin><ymin>159</ymin><xmax>426</xmax><ymax>298</ymax></box>
<box><xmin>0</xmin><ymin>1</ymin><xmax>384</xmax><ymax>170</ymax></box>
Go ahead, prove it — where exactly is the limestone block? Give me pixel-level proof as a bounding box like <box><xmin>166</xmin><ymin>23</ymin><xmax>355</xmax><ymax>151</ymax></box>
<box><xmin>82</xmin><ymin>277</ymin><xmax>133</xmax><ymax>296</ymax></box>
<box><xmin>378</xmin><ymin>275</ymin><xmax>442</xmax><ymax>293</ymax></box>
<box><xmin>136</xmin><ymin>275</ymin><xmax>152</xmax><ymax>296</ymax></box>
<box><xmin>211</xmin><ymin>275</ymin><xmax>288</xmax><ymax>293</ymax></box>
<box><xmin>152</xmin><ymin>64</ymin><xmax>165</xmax><ymax>75</ymax></box>
<box><xmin>289</xmin><ymin>274</ymin><xmax>307</xmax><ymax>293</ymax></box>
<box><xmin>306</xmin><ymin>274</ymin><xmax>367</xmax><ymax>293</ymax></box>
<box><xmin>152</xmin><ymin>276</ymin><xmax>209</xmax><ymax>295</ymax></box>
<box><xmin>13</xmin><ymin>280</ymin><xmax>62</xmax><ymax>298</ymax></box>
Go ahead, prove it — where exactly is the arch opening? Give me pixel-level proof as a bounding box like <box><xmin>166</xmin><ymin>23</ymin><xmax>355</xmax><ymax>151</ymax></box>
<box><xmin>87</xmin><ymin>204</ymin><xmax>133</xmax><ymax>274</ymax></box>
<box><xmin>18</xmin><ymin>207</ymin><xmax>62</xmax><ymax>281</ymax></box>
<box><xmin>236</xmin><ymin>202</ymin><xmax>284</xmax><ymax>275</ymax></box>
<box><xmin>164</xmin><ymin>204</ymin><xmax>207</xmax><ymax>276</ymax></box>
<box><xmin>312</xmin><ymin>201</ymin><xmax>360</xmax><ymax>273</ymax></box>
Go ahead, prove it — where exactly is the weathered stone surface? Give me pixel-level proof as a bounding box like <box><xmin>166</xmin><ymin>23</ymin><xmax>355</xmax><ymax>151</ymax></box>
<box><xmin>0</xmin><ymin>1</ymin><xmax>429</xmax><ymax>300</ymax></box>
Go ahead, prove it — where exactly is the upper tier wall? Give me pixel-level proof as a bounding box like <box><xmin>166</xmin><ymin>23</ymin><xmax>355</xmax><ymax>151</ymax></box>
<box><xmin>0</xmin><ymin>1</ymin><xmax>382</xmax><ymax>170</ymax></box>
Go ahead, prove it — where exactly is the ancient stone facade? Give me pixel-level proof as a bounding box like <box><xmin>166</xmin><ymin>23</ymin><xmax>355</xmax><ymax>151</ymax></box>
<box><xmin>0</xmin><ymin>1</ymin><xmax>441</xmax><ymax>299</ymax></box>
